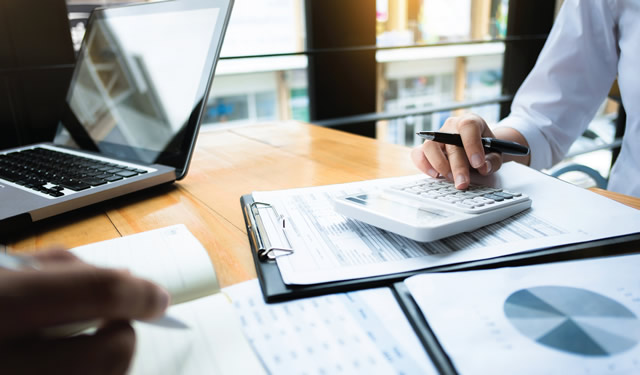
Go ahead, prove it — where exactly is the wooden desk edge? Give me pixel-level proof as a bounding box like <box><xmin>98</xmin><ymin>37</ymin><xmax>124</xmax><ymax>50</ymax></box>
<box><xmin>588</xmin><ymin>188</ymin><xmax>640</xmax><ymax>210</ymax></box>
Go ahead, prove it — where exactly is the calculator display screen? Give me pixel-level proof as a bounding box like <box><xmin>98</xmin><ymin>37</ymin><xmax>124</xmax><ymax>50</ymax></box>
<box><xmin>345</xmin><ymin>193</ymin><xmax>454</xmax><ymax>224</ymax></box>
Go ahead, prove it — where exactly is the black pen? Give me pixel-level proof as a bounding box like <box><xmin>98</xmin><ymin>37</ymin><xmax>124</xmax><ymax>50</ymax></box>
<box><xmin>416</xmin><ymin>131</ymin><xmax>530</xmax><ymax>155</ymax></box>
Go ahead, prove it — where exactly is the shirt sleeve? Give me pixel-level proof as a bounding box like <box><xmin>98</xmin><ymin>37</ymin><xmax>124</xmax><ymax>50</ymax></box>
<box><xmin>495</xmin><ymin>0</ymin><xmax>619</xmax><ymax>170</ymax></box>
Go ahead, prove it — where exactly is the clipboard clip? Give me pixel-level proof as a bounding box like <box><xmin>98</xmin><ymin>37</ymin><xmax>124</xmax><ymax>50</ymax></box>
<box><xmin>249</xmin><ymin>202</ymin><xmax>294</xmax><ymax>261</ymax></box>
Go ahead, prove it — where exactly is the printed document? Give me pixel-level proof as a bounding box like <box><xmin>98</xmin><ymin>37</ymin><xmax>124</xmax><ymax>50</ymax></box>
<box><xmin>225</xmin><ymin>280</ymin><xmax>437</xmax><ymax>375</ymax></box>
<box><xmin>405</xmin><ymin>253</ymin><xmax>640</xmax><ymax>374</ymax></box>
<box><xmin>252</xmin><ymin>162</ymin><xmax>640</xmax><ymax>285</ymax></box>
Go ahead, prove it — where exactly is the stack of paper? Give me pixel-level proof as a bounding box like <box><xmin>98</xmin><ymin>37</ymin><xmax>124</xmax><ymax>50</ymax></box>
<box><xmin>251</xmin><ymin>163</ymin><xmax>640</xmax><ymax>285</ymax></box>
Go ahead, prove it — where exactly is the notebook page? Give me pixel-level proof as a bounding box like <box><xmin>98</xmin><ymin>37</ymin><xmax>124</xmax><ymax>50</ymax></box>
<box><xmin>130</xmin><ymin>293</ymin><xmax>266</xmax><ymax>375</ymax></box>
<box><xmin>71</xmin><ymin>224</ymin><xmax>219</xmax><ymax>304</ymax></box>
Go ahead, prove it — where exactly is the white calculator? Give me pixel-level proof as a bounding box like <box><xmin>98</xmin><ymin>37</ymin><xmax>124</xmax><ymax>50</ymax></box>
<box><xmin>334</xmin><ymin>177</ymin><xmax>531</xmax><ymax>242</ymax></box>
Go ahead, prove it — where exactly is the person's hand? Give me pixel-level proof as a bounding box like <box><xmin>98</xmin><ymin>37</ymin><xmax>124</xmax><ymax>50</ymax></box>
<box><xmin>411</xmin><ymin>114</ymin><xmax>504</xmax><ymax>190</ymax></box>
<box><xmin>0</xmin><ymin>248</ymin><xmax>170</xmax><ymax>375</ymax></box>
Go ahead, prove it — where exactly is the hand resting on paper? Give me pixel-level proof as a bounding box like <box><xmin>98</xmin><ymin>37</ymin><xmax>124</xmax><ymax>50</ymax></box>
<box><xmin>0</xmin><ymin>248</ymin><xmax>170</xmax><ymax>375</ymax></box>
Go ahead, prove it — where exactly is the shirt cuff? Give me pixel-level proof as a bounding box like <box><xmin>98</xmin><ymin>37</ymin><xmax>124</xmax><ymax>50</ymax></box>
<box><xmin>493</xmin><ymin>115</ymin><xmax>554</xmax><ymax>170</ymax></box>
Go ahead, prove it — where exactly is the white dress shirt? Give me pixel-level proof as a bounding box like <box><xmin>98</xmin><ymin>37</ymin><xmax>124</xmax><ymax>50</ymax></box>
<box><xmin>497</xmin><ymin>0</ymin><xmax>640</xmax><ymax>197</ymax></box>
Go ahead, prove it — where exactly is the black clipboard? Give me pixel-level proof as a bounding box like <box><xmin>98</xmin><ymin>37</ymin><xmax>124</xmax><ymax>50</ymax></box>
<box><xmin>241</xmin><ymin>194</ymin><xmax>640</xmax><ymax>303</ymax></box>
<box><xmin>391</xmin><ymin>281</ymin><xmax>458</xmax><ymax>375</ymax></box>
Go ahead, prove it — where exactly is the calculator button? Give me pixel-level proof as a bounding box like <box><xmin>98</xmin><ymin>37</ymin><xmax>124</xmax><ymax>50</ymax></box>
<box><xmin>385</xmin><ymin>177</ymin><xmax>527</xmax><ymax>215</ymax></box>
<box><xmin>493</xmin><ymin>191</ymin><xmax>515</xmax><ymax>199</ymax></box>
<box><xmin>438</xmin><ymin>195</ymin><xmax>461</xmax><ymax>203</ymax></box>
<box><xmin>422</xmin><ymin>190</ymin><xmax>444</xmax><ymax>198</ymax></box>
<box><xmin>483</xmin><ymin>194</ymin><xmax>505</xmax><ymax>202</ymax></box>
<box><xmin>473</xmin><ymin>197</ymin><xmax>494</xmax><ymax>205</ymax></box>
<box><xmin>503</xmin><ymin>190</ymin><xmax>522</xmax><ymax>197</ymax></box>
<box><xmin>457</xmin><ymin>200</ymin><xmax>477</xmax><ymax>208</ymax></box>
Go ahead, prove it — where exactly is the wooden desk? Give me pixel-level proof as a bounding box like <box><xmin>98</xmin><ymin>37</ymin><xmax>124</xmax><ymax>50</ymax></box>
<box><xmin>5</xmin><ymin>122</ymin><xmax>640</xmax><ymax>287</ymax></box>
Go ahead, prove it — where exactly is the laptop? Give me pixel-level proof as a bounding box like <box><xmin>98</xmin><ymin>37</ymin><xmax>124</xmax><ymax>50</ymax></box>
<box><xmin>0</xmin><ymin>0</ymin><xmax>234</xmax><ymax>235</ymax></box>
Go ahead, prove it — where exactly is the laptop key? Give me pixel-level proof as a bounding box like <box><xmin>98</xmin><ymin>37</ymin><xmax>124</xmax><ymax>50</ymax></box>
<box><xmin>116</xmin><ymin>170</ymin><xmax>138</xmax><ymax>178</ymax></box>
<box><xmin>59</xmin><ymin>180</ymin><xmax>91</xmax><ymax>191</ymax></box>
<box><xmin>82</xmin><ymin>177</ymin><xmax>108</xmax><ymax>186</ymax></box>
<box><xmin>0</xmin><ymin>169</ymin><xmax>18</xmax><ymax>182</ymax></box>
<box><xmin>104</xmin><ymin>175</ymin><xmax>123</xmax><ymax>182</ymax></box>
<box><xmin>2</xmin><ymin>147</ymin><xmax>152</xmax><ymax>197</ymax></box>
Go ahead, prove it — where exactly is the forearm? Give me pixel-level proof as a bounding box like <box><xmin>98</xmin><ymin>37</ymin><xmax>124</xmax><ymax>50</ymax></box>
<box><xmin>492</xmin><ymin>0</ymin><xmax>617</xmax><ymax>171</ymax></box>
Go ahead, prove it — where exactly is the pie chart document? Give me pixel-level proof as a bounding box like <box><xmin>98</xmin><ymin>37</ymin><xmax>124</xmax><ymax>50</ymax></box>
<box><xmin>405</xmin><ymin>254</ymin><xmax>640</xmax><ymax>375</ymax></box>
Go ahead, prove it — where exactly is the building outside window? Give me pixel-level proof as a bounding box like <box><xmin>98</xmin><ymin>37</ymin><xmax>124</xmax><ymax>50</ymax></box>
<box><xmin>204</xmin><ymin>0</ymin><xmax>308</xmax><ymax>128</ymax></box>
<box><xmin>374</xmin><ymin>0</ymin><xmax>619</xmax><ymax>189</ymax></box>
<box><xmin>375</xmin><ymin>0</ymin><xmax>508</xmax><ymax>146</ymax></box>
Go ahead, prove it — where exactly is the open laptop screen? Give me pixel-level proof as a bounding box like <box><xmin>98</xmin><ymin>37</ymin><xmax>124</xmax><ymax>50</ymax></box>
<box><xmin>55</xmin><ymin>0</ymin><xmax>232</xmax><ymax>179</ymax></box>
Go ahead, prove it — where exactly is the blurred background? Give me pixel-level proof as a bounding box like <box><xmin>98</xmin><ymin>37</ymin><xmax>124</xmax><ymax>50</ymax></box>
<box><xmin>59</xmin><ymin>0</ymin><xmax>627</xmax><ymax>188</ymax></box>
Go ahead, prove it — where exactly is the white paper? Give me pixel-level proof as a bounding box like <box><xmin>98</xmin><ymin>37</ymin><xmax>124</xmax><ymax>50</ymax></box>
<box><xmin>71</xmin><ymin>224</ymin><xmax>219</xmax><ymax>304</ymax></box>
<box><xmin>225</xmin><ymin>280</ymin><xmax>437</xmax><ymax>375</ymax></box>
<box><xmin>71</xmin><ymin>225</ymin><xmax>265</xmax><ymax>375</ymax></box>
<box><xmin>405</xmin><ymin>253</ymin><xmax>640</xmax><ymax>374</ymax></box>
<box><xmin>252</xmin><ymin>163</ymin><xmax>640</xmax><ymax>285</ymax></box>
<box><xmin>130</xmin><ymin>293</ymin><xmax>266</xmax><ymax>375</ymax></box>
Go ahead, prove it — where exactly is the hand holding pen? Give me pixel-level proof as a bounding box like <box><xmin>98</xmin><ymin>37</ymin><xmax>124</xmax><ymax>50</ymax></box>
<box><xmin>410</xmin><ymin>114</ymin><xmax>531</xmax><ymax>190</ymax></box>
<box><xmin>416</xmin><ymin>132</ymin><xmax>529</xmax><ymax>156</ymax></box>
<box><xmin>0</xmin><ymin>248</ymin><xmax>172</xmax><ymax>375</ymax></box>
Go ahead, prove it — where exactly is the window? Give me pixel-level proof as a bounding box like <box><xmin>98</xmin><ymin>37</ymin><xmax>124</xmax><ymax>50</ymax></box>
<box><xmin>203</xmin><ymin>0</ymin><xmax>308</xmax><ymax>129</ymax></box>
<box><xmin>375</xmin><ymin>0</ymin><xmax>509</xmax><ymax>146</ymax></box>
<box><xmin>376</xmin><ymin>0</ymin><xmax>509</xmax><ymax>47</ymax></box>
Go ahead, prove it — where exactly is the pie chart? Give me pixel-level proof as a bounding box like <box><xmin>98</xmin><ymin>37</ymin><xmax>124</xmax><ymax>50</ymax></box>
<box><xmin>504</xmin><ymin>286</ymin><xmax>640</xmax><ymax>356</ymax></box>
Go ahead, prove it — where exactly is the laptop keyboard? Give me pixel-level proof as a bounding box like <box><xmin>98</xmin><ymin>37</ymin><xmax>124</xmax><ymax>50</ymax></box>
<box><xmin>0</xmin><ymin>147</ymin><xmax>148</xmax><ymax>198</ymax></box>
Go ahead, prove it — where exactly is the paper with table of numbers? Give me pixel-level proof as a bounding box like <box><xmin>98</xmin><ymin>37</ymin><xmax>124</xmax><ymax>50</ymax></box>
<box><xmin>252</xmin><ymin>162</ymin><xmax>640</xmax><ymax>285</ymax></box>
<box><xmin>225</xmin><ymin>279</ymin><xmax>437</xmax><ymax>375</ymax></box>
